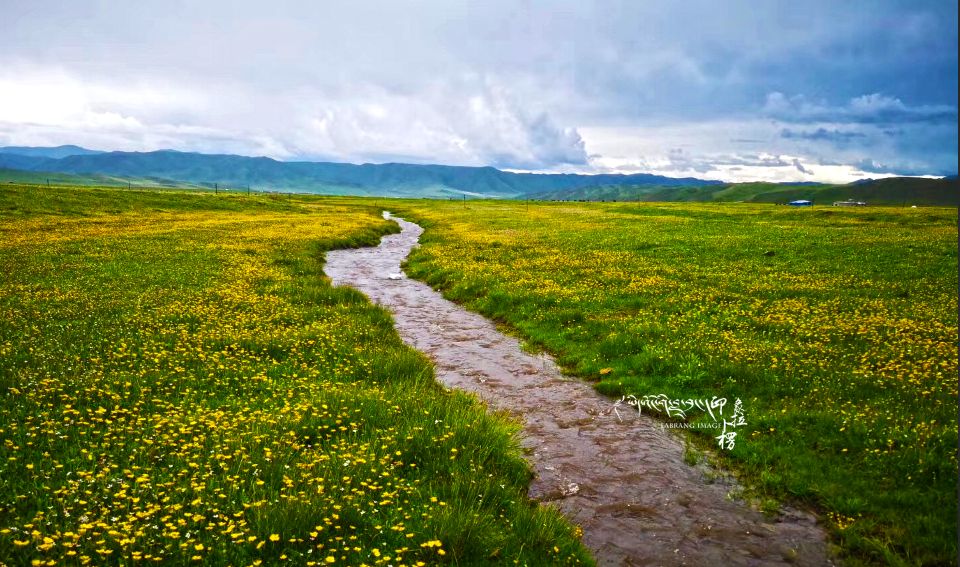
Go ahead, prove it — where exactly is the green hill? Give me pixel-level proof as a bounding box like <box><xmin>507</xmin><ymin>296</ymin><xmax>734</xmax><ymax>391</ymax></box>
<box><xmin>745</xmin><ymin>177</ymin><xmax>960</xmax><ymax>206</ymax></box>
<box><xmin>0</xmin><ymin>168</ymin><xmax>210</xmax><ymax>189</ymax></box>
<box><xmin>0</xmin><ymin>147</ymin><xmax>721</xmax><ymax>198</ymax></box>
<box><xmin>2</xmin><ymin>146</ymin><xmax>953</xmax><ymax>204</ymax></box>
<box><xmin>527</xmin><ymin>177</ymin><xmax>959</xmax><ymax>206</ymax></box>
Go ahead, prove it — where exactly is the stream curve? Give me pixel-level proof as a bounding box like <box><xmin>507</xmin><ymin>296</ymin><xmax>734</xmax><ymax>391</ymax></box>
<box><xmin>324</xmin><ymin>213</ymin><xmax>830</xmax><ymax>566</ymax></box>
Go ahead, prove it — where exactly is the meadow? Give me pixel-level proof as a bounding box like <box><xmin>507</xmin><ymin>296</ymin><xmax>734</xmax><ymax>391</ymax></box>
<box><xmin>0</xmin><ymin>185</ymin><xmax>592</xmax><ymax>566</ymax></box>
<box><xmin>392</xmin><ymin>200</ymin><xmax>959</xmax><ymax>566</ymax></box>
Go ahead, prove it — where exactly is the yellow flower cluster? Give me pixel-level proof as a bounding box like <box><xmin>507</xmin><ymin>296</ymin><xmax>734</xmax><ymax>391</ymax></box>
<box><xmin>4</xmin><ymin>198</ymin><xmax>569</xmax><ymax>565</ymax></box>
<box><xmin>396</xmin><ymin>200</ymin><xmax>958</xmax><ymax>562</ymax></box>
<box><xmin>401</xmin><ymin>202</ymin><xmax>957</xmax><ymax>467</ymax></box>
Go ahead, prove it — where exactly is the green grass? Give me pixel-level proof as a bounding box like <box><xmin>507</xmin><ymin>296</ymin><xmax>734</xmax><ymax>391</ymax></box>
<box><xmin>0</xmin><ymin>169</ymin><xmax>216</xmax><ymax>190</ymax></box>
<box><xmin>390</xmin><ymin>199</ymin><xmax>958</xmax><ymax>566</ymax></box>
<box><xmin>0</xmin><ymin>182</ymin><xmax>308</xmax><ymax>218</ymax></box>
<box><xmin>0</xmin><ymin>184</ymin><xmax>592</xmax><ymax>566</ymax></box>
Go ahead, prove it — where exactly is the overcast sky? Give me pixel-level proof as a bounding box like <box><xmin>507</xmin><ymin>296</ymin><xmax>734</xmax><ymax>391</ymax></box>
<box><xmin>1</xmin><ymin>1</ymin><xmax>956</xmax><ymax>182</ymax></box>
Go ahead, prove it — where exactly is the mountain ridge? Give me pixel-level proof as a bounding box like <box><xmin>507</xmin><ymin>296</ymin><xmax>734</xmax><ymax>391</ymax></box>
<box><xmin>0</xmin><ymin>146</ymin><xmax>722</xmax><ymax>198</ymax></box>
<box><xmin>1</xmin><ymin>146</ymin><xmax>954</xmax><ymax>204</ymax></box>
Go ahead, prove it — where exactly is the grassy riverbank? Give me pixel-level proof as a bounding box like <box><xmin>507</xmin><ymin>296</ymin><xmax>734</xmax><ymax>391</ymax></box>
<box><xmin>393</xmin><ymin>200</ymin><xmax>958</xmax><ymax>566</ymax></box>
<box><xmin>0</xmin><ymin>185</ymin><xmax>592</xmax><ymax>566</ymax></box>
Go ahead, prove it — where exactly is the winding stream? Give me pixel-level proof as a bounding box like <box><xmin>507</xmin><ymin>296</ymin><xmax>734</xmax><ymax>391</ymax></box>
<box><xmin>324</xmin><ymin>213</ymin><xmax>830</xmax><ymax>566</ymax></box>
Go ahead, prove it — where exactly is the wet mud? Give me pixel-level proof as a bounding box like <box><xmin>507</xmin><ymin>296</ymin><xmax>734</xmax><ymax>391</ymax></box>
<box><xmin>324</xmin><ymin>213</ymin><xmax>831</xmax><ymax>566</ymax></box>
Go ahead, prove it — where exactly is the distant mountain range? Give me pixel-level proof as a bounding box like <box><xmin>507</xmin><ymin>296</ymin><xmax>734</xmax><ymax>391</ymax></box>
<box><xmin>0</xmin><ymin>146</ymin><xmax>721</xmax><ymax>198</ymax></box>
<box><xmin>0</xmin><ymin>145</ymin><xmax>955</xmax><ymax>204</ymax></box>
<box><xmin>0</xmin><ymin>145</ymin><xmax>106</xmax><ymax>159</ymax></box>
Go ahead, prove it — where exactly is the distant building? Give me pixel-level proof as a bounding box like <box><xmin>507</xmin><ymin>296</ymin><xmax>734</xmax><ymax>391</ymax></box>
<box><xmin>788</xmin><ymin>200</ymin><xmax>813</xmax><ymax>206</ymax></box>
<box><xmin>833</xmin><ymin>200</ymin><xmax>867</xmax><ymax>206</ymax></box>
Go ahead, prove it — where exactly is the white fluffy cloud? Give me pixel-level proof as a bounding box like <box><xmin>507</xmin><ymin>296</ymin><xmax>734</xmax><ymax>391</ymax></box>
<box><xmin>578</xmin><ymin>115</ymin><xmax>947</xmax><ymax>184</ymax></box>
<box><xmin>0</xmin><ymin>68</ymin><xmax>586</xmax><ymax>169</ymax></box>
<box><xmin>287</xmin><ymin>78</ymin><xmax>587</xmax><ymax>168</ymax></box>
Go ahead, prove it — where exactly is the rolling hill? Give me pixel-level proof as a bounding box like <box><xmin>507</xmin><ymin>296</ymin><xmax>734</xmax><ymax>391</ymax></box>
<box><xmin>526</xmin><ymin>178</ymin><xmax>959</xmax><ymax>206</ymax></box>
<box><xmin>1</xmin><ymin>146</ymin><xmax>953</xmax><ymax>204</ymax></box>
<box><xmin>0</xmin><ymin>168</ymin><xmax>213</xmax><ymax>190</ymax></box>
<box><xmin>743</xmin><ymin>177</ymin><xmax>960</xmax><ymax>206</ymax></box>
<box><xmin>0</xmin><ymin>147</ymin><xmax>721</xmax><ymax>198</ymax></box>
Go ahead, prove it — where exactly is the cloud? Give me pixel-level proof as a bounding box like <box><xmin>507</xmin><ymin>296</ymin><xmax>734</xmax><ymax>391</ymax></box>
<box><xmin>792</xmin><ymin>158</ymin><xmax>813</xmax><ymax>175</ymax></box>
<box><xmin>580</xmin><ymin>119</ymin><xmax>955</xmax><ymax>183</ymax></box>
<box><xmin>584</xmin><ymin>149</ymin><xmax>868</xmax><ymax>184</ymax></box>
<box><xmin>0</xmin><ymin>0</ymin><xmax>956</xmax><ymax>180</ymax></box>
<box><xmin>780</xmin><ymin>128</ymin><xmax>867</xmax><ymax>143</ymax></box>
<box><xmin>0</xmin><ymin>69</ymin><xmax>587</xmax><ymax>169</ymax></box>
<box><xmin>763</xmin><ymin>92</ymin><xmax>957</xmax><ymax>125</ymax></box>
<box><xmin>283</xmin><ymin>78</ymin><xmax>589</xmax><ymax>168</ymax></box>
<box><xmin>759</xmin><ymin>91</ymin><xmax>957</xmax><ymax>176</ymax></box>
<box><xmin>852</xmin><ymin>158</ymin><xmax>939</xmax><ymax>177</ymax></box>
<box><xmin>665</xmin><ymin>148</ymin><xmax>716</xmax><ymax>174</ymax></box>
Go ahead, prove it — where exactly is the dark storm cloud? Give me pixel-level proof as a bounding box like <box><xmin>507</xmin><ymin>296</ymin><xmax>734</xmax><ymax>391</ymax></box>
<box><xmin>780</xmin><ymin>128</ymin><xmax>867</xmax><ymax>143</ymax></box>
<box><xmin>0</xmin><ymin>0</ymin><xmax>956</xmax><ymax>179</ymax></box>
<box><xmin>764</xmin><ymin>93</ymin><xmax>957</xmax><ymax>126</ymax></box>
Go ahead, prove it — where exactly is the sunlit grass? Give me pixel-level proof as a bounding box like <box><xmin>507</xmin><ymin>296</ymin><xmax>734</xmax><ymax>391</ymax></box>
<box><xmin>0</xmin><ymin>185</ymin><xmax>591</xmax><ymax>566</ymax></box>
<box><xmin>394</xmin><ymin>199</ymin><xmax>958</xmax><ymax>566</ymax></box>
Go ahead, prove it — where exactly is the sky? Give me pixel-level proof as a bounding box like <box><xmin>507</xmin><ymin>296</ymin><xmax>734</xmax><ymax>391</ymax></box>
<box><xmin>1</xmin><ymin>1</ymin><xmax>956</xmax><ymax>183</ymax></box>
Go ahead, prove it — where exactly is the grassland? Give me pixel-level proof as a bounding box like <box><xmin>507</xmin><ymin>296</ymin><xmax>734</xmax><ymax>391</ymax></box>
<box><xmin>392</xmin><ymin>200</ymin><xmax>959</xmax><ymax>566</ymax></box>
<box><xmin>0</xmin><ymin>185</ymin><xmax>591</xmax><ymax>566</ymax></box>
<box><xmin>0</xmin><ymin>169</ymin><xmax>214</xmax><ymax>190</ymax></box>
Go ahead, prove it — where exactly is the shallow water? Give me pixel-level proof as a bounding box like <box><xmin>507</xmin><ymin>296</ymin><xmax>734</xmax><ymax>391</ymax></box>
<box><xmin>324</xmin><ymin>213</ymin><xmax>831</xmax><ymax>566</ymax></box>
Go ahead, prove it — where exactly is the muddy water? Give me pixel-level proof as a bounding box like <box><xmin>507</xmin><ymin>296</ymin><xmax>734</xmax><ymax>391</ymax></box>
<box><xmin>324</xmin><ymin>214</ymin><xmax>831</xmax><ymax>567</ymax></box>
